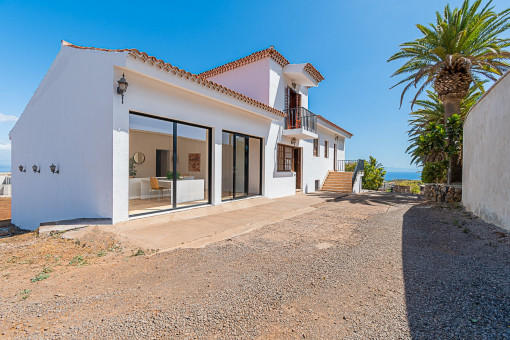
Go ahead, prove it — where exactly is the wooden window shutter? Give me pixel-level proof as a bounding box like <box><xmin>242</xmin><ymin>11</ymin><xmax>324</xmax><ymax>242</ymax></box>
<box><xmin>285</xmin><ymin>87</ymin><xmax>290</xmax><ymax>112</ymax></box>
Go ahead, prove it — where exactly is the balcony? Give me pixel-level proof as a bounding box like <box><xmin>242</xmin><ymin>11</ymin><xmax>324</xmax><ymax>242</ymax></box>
<box><xmin>283</xmin><ymin>107</ymin><xmax>318</xmax><ymax>139</ymax></box>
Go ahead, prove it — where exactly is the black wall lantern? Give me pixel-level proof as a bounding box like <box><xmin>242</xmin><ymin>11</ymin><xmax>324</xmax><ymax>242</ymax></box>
<box><xmin>18</xmin><ymin>165</ymin><xmax>26</xmax><ymax>173</ymax></box>
<box><xmin>32</xmin><ymin>164</ymin><xmax>40</xmax><ymax>173</ymax></box>
<box><xmin>335</xmin><ymin>135</ymin><xmax>340</xmax><ymax>142</ymax></box>
<box><xmin>50</xmin><ymin>164</ymin><xmax>59</xmax><ymax>174</ymax></box>
<box><xmin>117</xmin><ymin>73</ymin><xmax>128</xmax><ymax>104</ymax></box>
<box><xmin>291</xmin><ymin>137</ymin><xmax>297</xmax><ymax>146</ymax></box>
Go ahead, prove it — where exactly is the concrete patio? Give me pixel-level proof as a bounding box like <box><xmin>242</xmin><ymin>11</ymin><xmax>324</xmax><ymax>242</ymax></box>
<box><xmin>69</xmin><ymin>192</ymin><xmax>346</xmax><ymax>252</ymax></box>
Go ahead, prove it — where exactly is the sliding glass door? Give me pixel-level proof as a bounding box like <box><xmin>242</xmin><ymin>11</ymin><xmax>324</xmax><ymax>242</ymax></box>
<box><xmin>235</xmin><ymin>135</ymin><xmax>247</xmax><ymax>197</ymax></box>
<box><xmin>128</xmin><ymin>112</ymin><xmax>211</xmax><ymax>216</ymax></box>
<box><xmin>222</xmin><ymin>131</ymin><xmax>262</xmax><ymax>200</ymax></box>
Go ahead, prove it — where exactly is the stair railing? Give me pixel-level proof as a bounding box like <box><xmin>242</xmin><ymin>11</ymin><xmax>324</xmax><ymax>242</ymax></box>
<box><xmin>352</xmin><ymin>159</ymin><xmax>365</xmax><ymax>187</ymax></box>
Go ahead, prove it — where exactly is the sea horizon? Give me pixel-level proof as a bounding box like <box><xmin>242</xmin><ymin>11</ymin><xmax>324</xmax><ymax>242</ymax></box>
<box><xmin>385</xmin><ymin>171</ymin><xmax>421</xmax><ymax>181</ymax></box>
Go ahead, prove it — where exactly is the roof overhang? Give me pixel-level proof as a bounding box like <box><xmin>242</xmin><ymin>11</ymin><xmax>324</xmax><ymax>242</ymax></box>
<box><xmin>283</xmin><ymin>63</ymin><xmax>320</xmax><ymax>87</ymax></box>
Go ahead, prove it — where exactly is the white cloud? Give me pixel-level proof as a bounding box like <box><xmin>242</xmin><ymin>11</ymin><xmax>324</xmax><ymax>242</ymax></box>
<box><xmin>0</xmin><ymin>143</ymin><xmax>11</xmax><ymax>150</ymax></box>
<box><xmin>0</xmin><ymin>113</ymin><xmax>18</xmax><ymax>123</ymax></box>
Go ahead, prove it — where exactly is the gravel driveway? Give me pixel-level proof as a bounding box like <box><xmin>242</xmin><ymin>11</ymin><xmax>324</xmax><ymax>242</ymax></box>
<box><xmin>1</xmin><ymin>192</ymin><xmax>509</xmax><ymax>339</ymax></box>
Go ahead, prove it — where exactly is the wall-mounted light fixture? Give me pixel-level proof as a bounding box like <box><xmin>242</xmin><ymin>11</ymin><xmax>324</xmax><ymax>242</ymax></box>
<box><xmin>292</xmin><ymin>82</ymin><xmax>297</xmax><ymax>90</ymax></box>
<box><xmin>291</xmin><ymin>137</ymin><xmax>297</xmax><ymax>146</ymax></box>
<box><xmin>32</xmin><ymin>164</ymin><xmax>40</xmax><ymax>173</ymax></box>
<box><xmin>117</xmin><ymin>73</ymin><xmax>129</xmax><ymax>104</ymax></box>
<box><xmin>18</xmin><ymin>165</ymin><xmax>26</xmax><ymax>173</ymax></box>
<box><xmin>50</xmin><ymin>164</ymin><xmax>59</xmax><ymax>174</ymax></box>
<box><xmin>335</xmin><ymin>135</ymin><xmax>340</xmax><ymax>142</ymax></box>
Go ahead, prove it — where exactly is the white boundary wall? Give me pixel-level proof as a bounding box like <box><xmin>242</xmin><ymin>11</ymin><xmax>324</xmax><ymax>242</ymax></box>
<box><xmin>463</xmin><ymin>71</ymin><xmax>510</xmax><ymax>231</ymax></box>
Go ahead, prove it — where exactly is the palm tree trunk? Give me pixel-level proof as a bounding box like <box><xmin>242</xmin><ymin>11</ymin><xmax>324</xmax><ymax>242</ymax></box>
<box><xmin>443</xmin><ymin>98</ymin><xmax>461</xmax><ymax>122</ymax></box>
<box><xmin>443</xmin><ymin>97</ymin><xmax>463</xmax><ymax>184</ymax></box>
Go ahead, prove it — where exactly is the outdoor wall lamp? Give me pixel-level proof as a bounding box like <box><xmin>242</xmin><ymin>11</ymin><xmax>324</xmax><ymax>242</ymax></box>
<box><xmin>335</xmin><ymin>135</ymin><xmax>340</xmax><ymax>142</ymax></box>
<box><xmin>117</xmin><ymin>73</ymin><xmax>129</xmax><ymax>104</ymax></box>
<box><xmin>50</xmin><ymin>164</ymin><xmax>59</xmax><ymax>174</ymax></box>
<box><xmin>32</xmin><ymin>164</ymin><xmax>40</xmax><ymax>173</ymax></box>
<box><xmin>18</xmin><ymin>165</ymin><xmax>26</xmax><ymax>173</ymax></box>
<box><xmin>291</xmin><ymin>137</ymin><xmax>297</xmax><ymax>146</ymax></box>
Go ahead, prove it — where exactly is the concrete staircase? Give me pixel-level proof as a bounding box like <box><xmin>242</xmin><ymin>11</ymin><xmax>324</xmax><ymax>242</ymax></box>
<box><xmin>321</xmin><ymin>171</ymin><xmax>353</xmax><ymax>193</ymax></box>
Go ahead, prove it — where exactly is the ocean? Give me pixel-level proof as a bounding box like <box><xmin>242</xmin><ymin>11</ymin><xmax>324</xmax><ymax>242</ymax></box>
<box><xmin>385</xmin><ymin>171</ymin><xmax>421</xmax><ymax>181</ymax></box>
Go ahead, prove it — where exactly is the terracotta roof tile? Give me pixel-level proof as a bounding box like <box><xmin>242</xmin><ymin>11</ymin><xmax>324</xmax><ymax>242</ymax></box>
<box><xmin>199</xmin><ymin>46</ymin><xmax>289</xmax><ymax>79</ymax></box>
<box><xmin>303</xmin><ymin>63</ymin><xmax>324</xmax><ymax>83</ymax></box>
<box><xmin>60</xmin><ymin>42</ymin><xmax>348</xmax><ymax>134</ymax></box>
<box><xmin>317</xmin><ymin>115</ymin><xmax>353</xmax><ymax>137</ymax></box>
<box><xmin>61</xmin><ymin>41</ymin><xmax>286</xmax><ymax>118</ymax></box>
<box><xmin>199</xmin><ymin>46</ymin><xmax>324</xmax><ymax>83</ymax></box>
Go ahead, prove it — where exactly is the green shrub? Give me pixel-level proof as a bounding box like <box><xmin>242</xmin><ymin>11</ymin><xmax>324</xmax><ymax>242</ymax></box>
<box><xmin>344</xmin><ymin>162</ymin><xmax>357</xmax><ymax>172</ymax></box>
<box><xmin>393</xmin><ymin>180</ymin><xmax>422</xmax><ymax>194</ymax></box>
<box><xmin>422</xmin><ymin>162</ymin><xmax>447</xmax><ymax>183</ymax></box>
<box><xmin>166</xmin><ymin>171</ymin><xmax>181</xmax><ymax>180</ymax></box>
<box><xmin>362</xmin><ymin>156</ymin><xmax>386</xmax><ymax>190</ymax></box>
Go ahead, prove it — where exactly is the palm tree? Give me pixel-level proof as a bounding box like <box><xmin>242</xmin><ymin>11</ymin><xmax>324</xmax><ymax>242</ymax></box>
<box><xmin>389</xmin><ymin>0</ymin><xmax>510</xmax><ymax>122</ymax></box>
<box><xmin>406</xmin><ymin>86</ymin><xmax>484</xmax><ymax>165</ymax></box>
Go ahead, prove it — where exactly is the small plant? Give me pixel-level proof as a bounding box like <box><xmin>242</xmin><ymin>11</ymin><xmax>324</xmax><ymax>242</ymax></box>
<box><xmin>453</xmin><ymin>219</ymin><xmax>460</xmax><ymax>227</ymax></box>
<box><xmin>69</xmin><ymin>255</ymin><xmax>87</xmax><ymax>266</ymax></box>
<box><xmin>7</xmin><ymin>256</ymin><xmax>17</xmax><ymax>263</ymax></box>
<box><xmin>42</xmin><ymin>266</ymin><xmax>53</xmax><ymax>274</ymax></box>
<box><xmin>166</xmin><ymin>170</ymin><xmax>181</xmax><ymax>180</ymax></box>
<box><xmin>97</xmin><ymin>250</ymin><xmax>107</xmax><ymax>257</ymax></box>
<box><xmin>31</xmin><ymin>273</ymin><xmax>50</xmax><ymax>283</ymax></box>
<box><xmin>463</xmin><ymin>227</ymin><xmax>469</xmax><ymax>233</ymax></box>
<box><xmin>20</xmin><ymin>289</ymin><xmax>31</xmax><ymax>300</ymax></box>
<box><xmin>132</xmin><ymin>249</ymin><xmax>145</xmax><ymax>257</ymax></box>
<box><xmin>129</xmin><ymin>156</ymin><xmax>137</xmax><ymax>177</ymax></box>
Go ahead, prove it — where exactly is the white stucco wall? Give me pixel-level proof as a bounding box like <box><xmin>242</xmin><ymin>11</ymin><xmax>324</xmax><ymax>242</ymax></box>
<box><xmin>10</xmin><ymin>45</ymin><xmax>128</xmax><ymax>229</ymax></box>
<box><xmin>269</xmin><ymin>58</ymin><xmax>308</xmax><ymax>111</ymax></box>
<box><xmin>297</xmin><ymin>125</ymin><xmax>346</xmax><ymax>193</ymax></box>
<box><xmin>207</xmin><ymin>58</ymin><xmax>270</xmax><ymax>105</ymax></box>
<box><xmin>463</xmin><ymin>72</ymin><xmax>510</xmax><ymax>231</ymax></box>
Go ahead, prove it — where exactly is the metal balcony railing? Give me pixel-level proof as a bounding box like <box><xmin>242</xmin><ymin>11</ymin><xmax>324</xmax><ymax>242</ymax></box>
<box><xmin>284</xmin><ymin>107</ymin><xmax>317</xmax><ymax>134</ymax></box>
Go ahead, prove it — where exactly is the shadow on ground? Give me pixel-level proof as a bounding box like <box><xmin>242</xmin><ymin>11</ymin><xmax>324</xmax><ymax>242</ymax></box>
<box><xmin>338</xmin><ymin>191</ymin><xmax>422</xmax><ymax>206</ymax></box>
<box><xmin>402</xmin><ymin>203</ymin><xmax>510</xmax><ymax>339</ymax></box>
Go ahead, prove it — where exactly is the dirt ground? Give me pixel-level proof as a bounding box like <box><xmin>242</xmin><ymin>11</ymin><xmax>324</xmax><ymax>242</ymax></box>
<box><xmin>0</xmin><ymin>192</ymin><xmax>509</xmax><ymax>339</ymax></box>
<box><xmin>0</xmin><ymin>197</ymin><xmax>11</xmax><ymax>223</ymax></box>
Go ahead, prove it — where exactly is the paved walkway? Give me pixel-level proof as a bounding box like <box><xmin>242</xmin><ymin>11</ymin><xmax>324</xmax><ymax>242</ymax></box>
<box><xmin>73</xmin><ymin>192</ymin><xmax>345</xmax><ymax>252</ymax></box>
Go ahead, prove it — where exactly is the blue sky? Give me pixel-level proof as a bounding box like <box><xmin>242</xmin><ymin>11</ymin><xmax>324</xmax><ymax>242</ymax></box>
<box><xmin>0</xmin><ymin>0</ymin><xmax>508</xmax><ymax>171</ymax></box>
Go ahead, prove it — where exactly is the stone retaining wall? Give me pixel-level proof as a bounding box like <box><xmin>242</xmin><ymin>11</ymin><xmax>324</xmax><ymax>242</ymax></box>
<box><xmin>393</xmin><ymin>185</ymin><xmax>412</xmax><ymax>193</ymax></box>
<box><xmin>424</xmin><ymin>184</ymin><xmax>462</xmax><ymax>203</ymax></box>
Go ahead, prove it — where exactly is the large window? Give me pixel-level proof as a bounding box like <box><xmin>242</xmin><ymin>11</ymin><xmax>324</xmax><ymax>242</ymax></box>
<box><xmin>324</xmin><ymin>140</ymin><xmax>329</xmax><ymax>158</ymax></box>
<box><xmin>128</xmin><ymin>112</ymin><xmax>210</xmax><ymax>216</ymax></box>
<box><xmin>277</xmin><ymin>144</ymin><xmax>293</xmax><ymax>172</ymax></box>
<box><xmin>313</xmin><ymin>139</ymin><xmax>319</xmax><ymax>157</ymax></box>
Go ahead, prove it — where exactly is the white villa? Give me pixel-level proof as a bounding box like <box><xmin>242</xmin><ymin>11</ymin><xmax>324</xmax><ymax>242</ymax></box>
<box><xmin>10</xmin><ymin>41</ymin><xmax>361</xmax><ymax>230</ymax></box>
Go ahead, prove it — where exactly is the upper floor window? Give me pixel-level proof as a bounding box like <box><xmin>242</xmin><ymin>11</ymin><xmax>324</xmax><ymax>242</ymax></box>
<box><xmin>277</xmin><ymin>144</ymin><xmax>293</xmax><ymax>171</ymax></box>
<box><xmin>313</xmin><ymin>139</ymin><xmax>319</xmax><ymax>157</ymax></box>
<box><xmin>324</xmin><ymin>140</ymin><xmax>329</xmax><ymax>158</ymax></box>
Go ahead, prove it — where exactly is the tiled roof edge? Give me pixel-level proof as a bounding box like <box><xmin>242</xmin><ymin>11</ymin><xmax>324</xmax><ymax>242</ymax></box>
<box><xmin>60</xmin><ymin>41</ymin><xmax>286</xmax><ymax>118</ymax></box>
<box><xmin>303</xmin><ymin>63</ymin><xmax>325</xmax><ymax>83</ymax></box>
<box><xmin>317</xmin><ymin>115</ymin><xmax>353</xmax><ymax>137</ymax></box>
<box><xmin>199</xmin><ymin>46</ymin><xmax>290</xmax><ymax>78</ymax></box>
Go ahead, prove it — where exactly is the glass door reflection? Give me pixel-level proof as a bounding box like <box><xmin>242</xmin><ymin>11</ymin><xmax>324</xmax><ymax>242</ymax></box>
<box><xmin>235</xmin><ymin>135</ymin><xmax>248</xmax><ymax>197</ymax></box>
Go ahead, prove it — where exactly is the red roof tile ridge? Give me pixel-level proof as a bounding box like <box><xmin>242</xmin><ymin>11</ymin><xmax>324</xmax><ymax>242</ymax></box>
<box><xmin>303</xmin><ymin>63</ymin><xmax>325</xmax><ymax>83</ymax></box>
<box><xmin>60</xmin><ymin>41</ymin><xmax>286</xmax><ymax>118</ymax></box>
<box><xmin>317</xmin><ymin>115</ymin><xmax>353</xmax><ymax>137</ymax></box>
<box><xmin>199</xmin><ymin>46</ymin><xmax>290</xmax><ymax>79</ymax></box>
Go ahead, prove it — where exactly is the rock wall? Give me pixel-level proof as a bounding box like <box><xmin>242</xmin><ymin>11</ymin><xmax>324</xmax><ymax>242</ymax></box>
<box><xmin>424</xmin><ymin>184</ymin><xmax>462</xmax><ymax>203</ymax></box>
<box><xmin>393</xmin><ymin>185</ymin><xmax>412</xmax><ymax>193</ymax></box>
